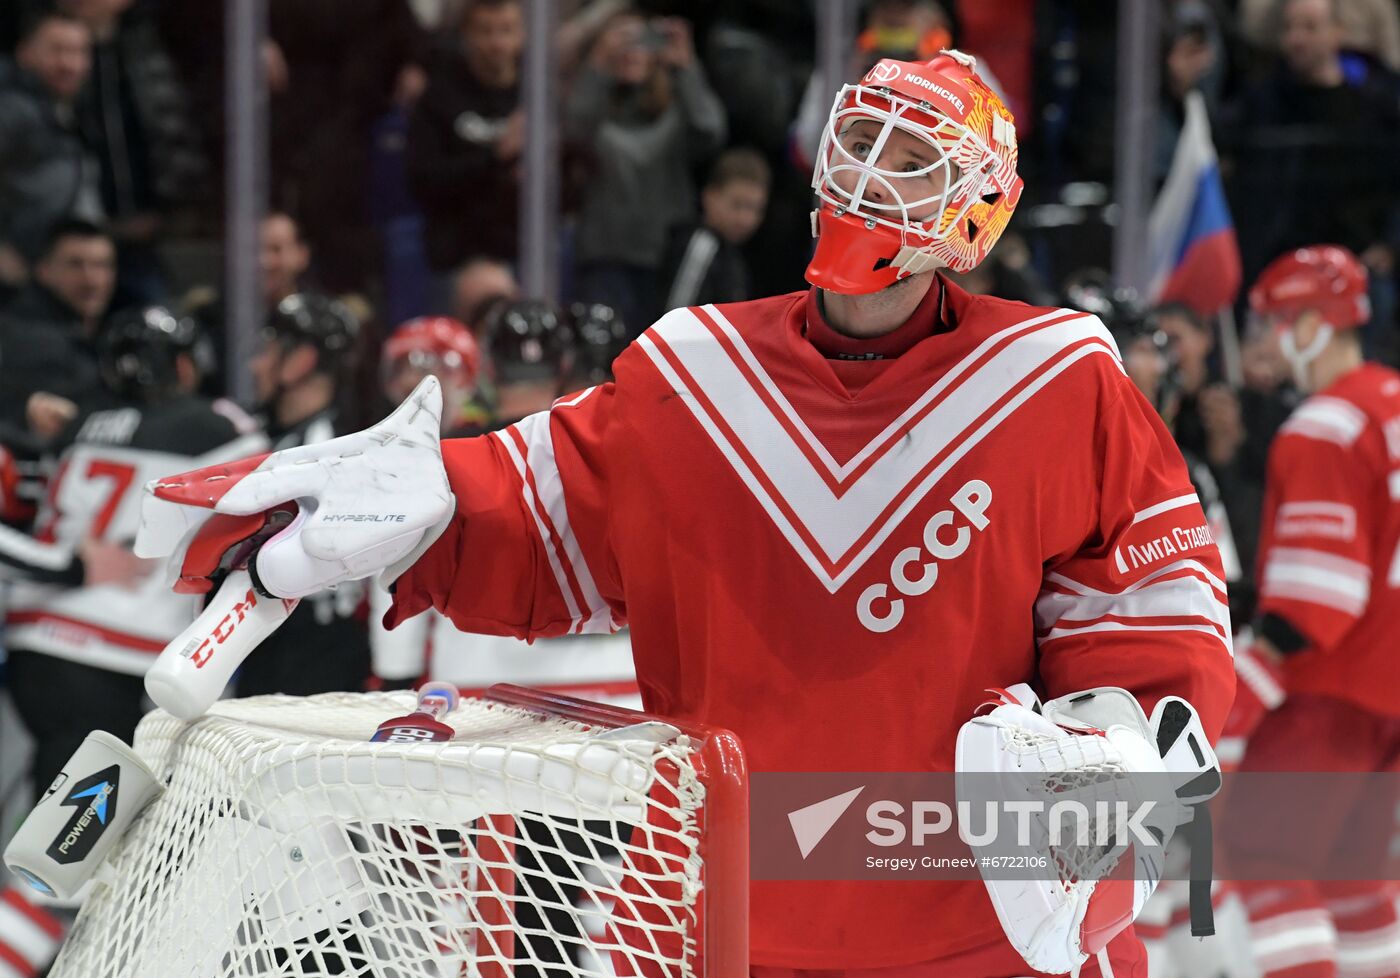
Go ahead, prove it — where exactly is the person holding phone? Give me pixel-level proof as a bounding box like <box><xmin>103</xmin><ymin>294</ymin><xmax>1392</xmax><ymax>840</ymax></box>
<box><xmin>566</xmin><ymin>10</ymin><xmax>726</xmax><ymax>334</ymax></box>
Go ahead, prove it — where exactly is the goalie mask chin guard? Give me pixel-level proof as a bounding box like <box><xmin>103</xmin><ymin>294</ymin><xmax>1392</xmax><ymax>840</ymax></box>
<box><xmin>806</xmin><ymin>50</ymin><xmax>1024</xmax><ymax>295</ymax></box>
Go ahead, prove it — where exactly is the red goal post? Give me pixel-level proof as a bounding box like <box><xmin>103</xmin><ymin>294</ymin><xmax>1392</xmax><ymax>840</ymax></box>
<box><xmin>484</xmin><ymin>683</ymin><xmax>751</xmax><ymax>978</ymax></box>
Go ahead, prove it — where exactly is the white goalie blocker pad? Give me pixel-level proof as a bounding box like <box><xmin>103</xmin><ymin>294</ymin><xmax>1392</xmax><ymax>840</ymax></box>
<box><xmin>133</xmin><ymin>377</ymin><xmax>459</xmax><ymax>722</ymax></box>
<box><xmin>955</xmin><ymin>684</ymin><xmax>1222</xmax><ymax>977</ymax></box>
<box><xmin>134</xmin><ymin>375</ymin><xmax>455</xmax><ymax>599</ymax></box>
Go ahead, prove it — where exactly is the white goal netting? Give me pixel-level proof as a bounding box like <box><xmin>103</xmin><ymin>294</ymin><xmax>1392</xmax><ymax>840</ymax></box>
<box><xmin>48</xmin><ymin>688</ymin><xmax>747</xmax><ymax>978</ymax></box>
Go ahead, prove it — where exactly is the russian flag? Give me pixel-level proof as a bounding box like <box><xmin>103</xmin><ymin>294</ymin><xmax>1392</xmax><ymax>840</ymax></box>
<box><xmin>1145</xmin><ymin>91</ymin><xmax>1242</xmax><ymax>314</ymax></box>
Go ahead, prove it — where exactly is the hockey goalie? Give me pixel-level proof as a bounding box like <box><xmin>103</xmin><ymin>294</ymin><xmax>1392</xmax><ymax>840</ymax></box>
<box><xmin>133</xmin><ymin>52</ymin><xmax>1234</xmax><ymax>977</ymax></box>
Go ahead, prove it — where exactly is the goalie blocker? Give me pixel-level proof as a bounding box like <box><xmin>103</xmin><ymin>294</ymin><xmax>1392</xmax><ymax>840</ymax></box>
<box><xmin>956</xmin><ymin>684</ymin><xmax>1221</xmax><ymax>977</ymax></box>
<box><xmin>132</xmin><ymin>377</ymin><xmax>454</xmax><ymax>721</ymax></box>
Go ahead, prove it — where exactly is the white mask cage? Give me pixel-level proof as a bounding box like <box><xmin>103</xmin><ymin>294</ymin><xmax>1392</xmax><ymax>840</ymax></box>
<box><xmin>812</xmin><ymin>82</ymin><xmax>998</xmax><ymax>244</ymax></box>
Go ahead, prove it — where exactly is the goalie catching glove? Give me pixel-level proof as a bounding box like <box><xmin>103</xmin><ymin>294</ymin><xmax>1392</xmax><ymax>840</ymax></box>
<box><xmin>132</xmin><ymin>377</ymin><xmax>455</xmax><ymax>719</ymax></box>
<box><xmin>955</xmin><ymin>684</ymin><xmax>1222</xmax><ymax>977</ymax></box>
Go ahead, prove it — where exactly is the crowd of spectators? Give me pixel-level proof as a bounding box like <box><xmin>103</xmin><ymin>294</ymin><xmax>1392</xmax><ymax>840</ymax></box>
<box><xmin>0</xmin><ymin>0</ymin><xmax>1399</xmax><ymax>677</ymax></box>
<box><xmin>2</xmin><ymin>7</ymin><xmax>1399</xmax><ymax>975</ymax></box>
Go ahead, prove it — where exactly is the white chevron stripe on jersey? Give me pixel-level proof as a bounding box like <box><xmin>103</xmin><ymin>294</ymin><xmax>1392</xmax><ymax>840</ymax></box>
<box><xmin>1130</xmin><ymin>492</ymin><xmax>1200</xmax><ymax>525</ymax></box>
<box><xmin>496</xmin><ymin>409</ymin><xmax>612</xmax><ymax>635</ymax></box>
<box><xmin>496</xmin><ymin>428</ymin><xmax>586</xmax><ymax>632</ymax></box>
<box><xmin>1038</xmin><ymin>620</ymin><xmax>1228</xmax><ymax>645</ymax></box>
<box><xmin>517</xmin><ymin>399</ymin><xmax>612</xmax><ymax>633</ymax></box>
<box><xmin>700</xmin><ymin>303</ymin><xmax>1096</xmax><ymax>483</ymax></box>
<box><xmin>1036</xmin><ymin>567</ymin><xmax>1231</xmax><ymax>641</ymax></box>
<box><xmin>554</xmin><ymin>386</ymin><xmax>599</xmax><ymax>410</ymax></box>
<box><xmin>544</xmin><ymin>386</ymin><xmax>613</xmax><ymax>632</ymax></box>
<box><xmin>637</xmin><ymin>306</ymin><xmax>1117</xmax><ymax>592</ymax></box>
<box><xmin>1038</xmin><ymin>559</ymin><xmax>1232</xmax><ymax>655</ymax></box>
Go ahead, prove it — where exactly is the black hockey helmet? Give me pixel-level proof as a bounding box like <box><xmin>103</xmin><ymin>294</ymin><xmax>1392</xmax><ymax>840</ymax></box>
<box><xmin>566</xmin><ymin>302</ymin><xmax>629</xmax><ymax>385</ymax></box>
<box><xmin>1062</xmin><ymin>270</ymin><xmax>1181</xmax><ymax>413</ymax></box>
<box><xmin>481</xmin><ymin>299</ymin><xmax>573</xmax><ymax>384</ymax></box>
<box><xmin>1062</xmin><ymin>269</ymin><xmax>1148</xmax><ymax>339</ymax></box>
<box><xmin>98</xmin><ymin>305</ymin><xmax>208</xmax><ymax>402</ymax></box>
<box><xmin>263</xmin><ymin>293</ymin><xmax>359</xmax><ymax>368</ymax></box>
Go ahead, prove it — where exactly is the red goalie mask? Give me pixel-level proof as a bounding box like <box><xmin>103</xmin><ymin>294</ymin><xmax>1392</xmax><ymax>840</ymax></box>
<box><xmin>806</xmin><ymin>50</ymin><xmax>1024</xmax><ymax>295</ymax></box>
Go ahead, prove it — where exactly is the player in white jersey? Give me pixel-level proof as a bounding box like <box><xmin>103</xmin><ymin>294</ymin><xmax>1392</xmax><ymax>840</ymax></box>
<box><xmin>0</xmin><ymin>307</ymin><xmax>264</xmax><ymax>977</ymax></box>
<box><xmin>1</xmin><ymin>306</ymin><xmax>265</xmax><ymax>788</ymax></box>
<box><xmin>234</xmin><ymin>294</ymin><xmax>373</xmax><ymax>698</ymax></box>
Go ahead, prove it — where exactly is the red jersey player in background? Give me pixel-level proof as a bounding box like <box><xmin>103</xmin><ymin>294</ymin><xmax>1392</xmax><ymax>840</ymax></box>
<box><xmin>138</xmin><ymin>52</ymin><xmax>1234</xmax><ymax>977</ymax></box>
<box><xmin>1226</xmin><ymin>246</ymin><xmax>1400</xmax><ymax>978</ymax></box>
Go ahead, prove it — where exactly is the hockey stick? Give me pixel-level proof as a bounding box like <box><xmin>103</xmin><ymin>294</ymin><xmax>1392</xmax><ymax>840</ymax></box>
<box><xmin>143</xmin><ymin>566</ymin><xmax>298</xmax><ymax>721</ymax></box>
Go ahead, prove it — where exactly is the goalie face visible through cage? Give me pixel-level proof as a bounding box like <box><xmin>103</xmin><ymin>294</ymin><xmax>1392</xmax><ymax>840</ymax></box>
<box><xmin>812</xmin><ymin>84</ymin><xmax>977</xmax><ymax>272</ymax></box>
<box><xmin>47</xmin><ymin>692</ymin><xmax>739</xmax><ymax>978</ymax></box>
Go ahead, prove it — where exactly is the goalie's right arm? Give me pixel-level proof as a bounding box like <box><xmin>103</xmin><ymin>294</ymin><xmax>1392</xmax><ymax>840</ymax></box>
<box><xmin>384</xmin><ymin>382</ymin><xmax>623</xmax><ymax>641</ymax></box>
<box><xmin>134</xmin><ymin>376</ymin><xmax>625</xmax><ymax>719</ymax></box>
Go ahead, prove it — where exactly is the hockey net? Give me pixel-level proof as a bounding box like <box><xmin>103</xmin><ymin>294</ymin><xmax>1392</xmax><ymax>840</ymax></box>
<box><xmin>48</xmin><ymin>685</ymin><xmax>748</xmax><ymax>978</ymax></box>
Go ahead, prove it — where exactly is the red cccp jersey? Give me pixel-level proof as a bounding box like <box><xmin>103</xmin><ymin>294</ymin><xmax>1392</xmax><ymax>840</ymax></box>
<box><xmin>388</xmin><ymin>278</ymin><xmax>1235</xmax><ymax>968</ymax></box>
<box><xmin>1256</xmin><ymin>363</ymin><xmax>1400</xmax><ymax>716</ymax></box>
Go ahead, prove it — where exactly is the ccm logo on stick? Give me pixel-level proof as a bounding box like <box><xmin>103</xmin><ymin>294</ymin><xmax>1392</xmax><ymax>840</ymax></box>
<box><xmin>856</xmin><ymin>479</ymin><xmax>992</xmax><ymax>634</ymax></box>
<box><xmin>180</xmin><ymin>588</ymin><xmax>273</xmax><ymax>669</ymax></box>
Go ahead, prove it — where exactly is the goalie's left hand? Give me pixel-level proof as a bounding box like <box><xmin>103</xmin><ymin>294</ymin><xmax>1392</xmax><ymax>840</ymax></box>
<box><xmin>956</xmin><ymin>685</ymin><xmax>1223</xmax><ymax>975</ymax></box>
